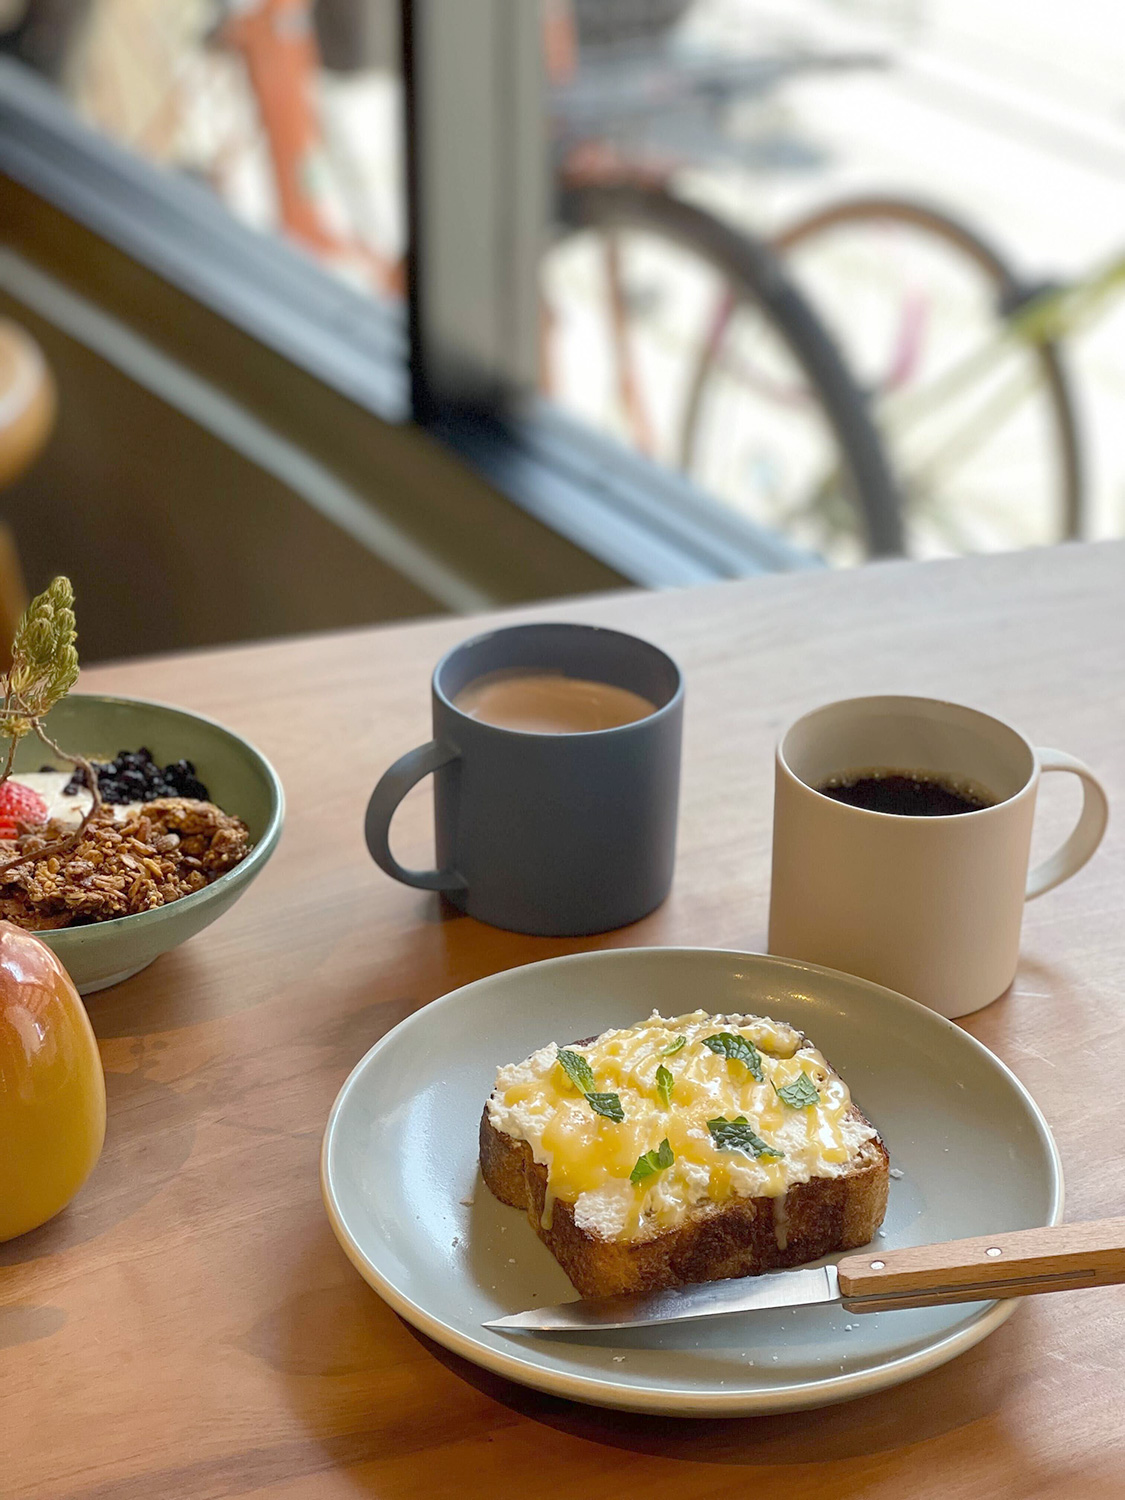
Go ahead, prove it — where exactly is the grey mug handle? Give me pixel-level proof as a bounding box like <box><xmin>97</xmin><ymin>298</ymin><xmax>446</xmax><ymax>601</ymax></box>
<box><xmin>364</xmin><ymin>740</ymin><xmax>467</xmax><ymax>892</ymax></box>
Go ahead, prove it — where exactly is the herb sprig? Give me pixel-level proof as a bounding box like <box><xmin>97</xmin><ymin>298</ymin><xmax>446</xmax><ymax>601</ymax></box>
<box><xmin>556</xmin><ymin>1049</ymin><xmax>596</xmax><ymax>1094</ymax></box>
<box><xmin>556</xmin><ymin>1048</ymin><xmax>625</xmax><ymax>1123</ymax></box>
<box><xmin>707</xmin><ymin>1115</ymin><xmax>783</xmax><ymax>1160</ymax></box>
<box><xmin>701</xmin><ymin>1032</ymin><xmax>764</xmax><ymax>1082</ymax></box>
<box><xmin>630</xmin><ymin>1138</ymin><xmax>674</xmax><ymax>1185</ymax></box>
<box><xmin>775</xmin><ymin>1072</ymin><xmax>820</xmax><ymax>1108</ymax></box>
<box><xmin>586</xmin><ymin>1091</ymin><xmax>625</xmax><ymax>1123</ymax></box>
<box><xmin>655</xmin><ymin>1064</ymin><xmax>674</xmax><ymax>1109</ymax></box>
<box><xmin>0</xmin><ymin>578</ymin><xmax>100</xmax><ymax>873</ymax></box>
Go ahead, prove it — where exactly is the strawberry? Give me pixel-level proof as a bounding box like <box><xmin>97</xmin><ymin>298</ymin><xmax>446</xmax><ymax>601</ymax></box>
<box><xmin>0</xmin><ymin>781</ymin><xmax>49</xmax><ymax>839</ymax></box>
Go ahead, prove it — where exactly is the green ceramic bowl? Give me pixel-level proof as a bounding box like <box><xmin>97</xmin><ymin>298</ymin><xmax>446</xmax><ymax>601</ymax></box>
<box><xmin>10</xmin><ymin>694</ymin><xmax>284</xmax><ymax>994</ymax></box>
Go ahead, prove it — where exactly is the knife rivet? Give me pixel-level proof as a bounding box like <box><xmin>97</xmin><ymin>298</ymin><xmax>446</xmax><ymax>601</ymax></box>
<box><xmin>986</xmin><ymin>1247</ymin><xmax>1003</xmax><ymax>1257</ymax></box>
<box><xmin>869</xmin><ymin>1260</ymin><xmax>885</xmax><ymax>1270</ymax></box>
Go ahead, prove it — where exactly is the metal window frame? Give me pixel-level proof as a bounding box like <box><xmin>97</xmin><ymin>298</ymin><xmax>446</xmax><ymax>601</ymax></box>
<box><xmin>403</xmin><ymin>0</ymin><xmax>545</xmax><ymax>417</ymax></box>
<box><xmin>400</xmin><ymin>0</ymin><xmax>815</xmax><ymax>577</ymax></box>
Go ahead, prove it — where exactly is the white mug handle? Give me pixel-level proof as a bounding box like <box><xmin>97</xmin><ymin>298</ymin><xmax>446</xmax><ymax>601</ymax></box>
<box><xmin>1026</xmin><ymin>749</ymin><xmax>1109</xmax><ymax>900</ymax></box>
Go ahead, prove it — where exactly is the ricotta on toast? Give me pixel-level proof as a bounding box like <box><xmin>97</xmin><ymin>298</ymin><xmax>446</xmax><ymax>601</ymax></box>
<box><xmin>480</xmin><ymin>1010</ymin><xmax>889</xmax><ymax>1299</ymax></box>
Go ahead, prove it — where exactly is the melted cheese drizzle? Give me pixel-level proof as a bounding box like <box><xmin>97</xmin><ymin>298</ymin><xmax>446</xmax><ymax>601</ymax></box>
<box><xmin>487</xmin><ymin>1010</ymin><xmax>877</xmax><ymax>1242</ymax></box>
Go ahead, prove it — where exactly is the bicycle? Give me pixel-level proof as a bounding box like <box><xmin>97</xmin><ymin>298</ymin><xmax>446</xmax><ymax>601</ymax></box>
<box><xmin>544</xmin><ymin>10</ymin><xmax>908</xmax><ymax>559</ymax></box>
<box><xmin>678</xmin><ymin>195</ymin><xmax>1088</xmax><ymax>561</ymax></box>
<box><xmin>548</xmin><ymin>177</ymin><xmax>906</xmax><ymax>558</ymax></box>
<box><xmin>542</xmin><ymin>8</ymin><xmax>1093</xmax><ymax>563</ymax></box>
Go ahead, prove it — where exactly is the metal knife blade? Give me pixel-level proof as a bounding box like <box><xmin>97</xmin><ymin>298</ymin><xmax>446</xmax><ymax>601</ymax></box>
<box><xmin>484</xmin><ymin>1263</ymin><xmax>841</xmax><ymax>1333</ymax></box>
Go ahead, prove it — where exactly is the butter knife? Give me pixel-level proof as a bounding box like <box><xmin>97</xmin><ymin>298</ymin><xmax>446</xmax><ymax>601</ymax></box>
<box><xmin>485</xmin><ymin>1217</ymin><xmax>1125</xmax><ymax>1333</ymax></box>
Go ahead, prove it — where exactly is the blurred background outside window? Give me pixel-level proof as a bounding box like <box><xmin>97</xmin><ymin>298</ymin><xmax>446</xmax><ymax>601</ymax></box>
<box><xmin>5</xmin><ymin>0</ymin><xmax>1125</xmax><ymax>571</ymax></box>
<box><xmin>0</xmin><ymin>0</ymin><xmax>406</xmax><ymax>293</ymax></box>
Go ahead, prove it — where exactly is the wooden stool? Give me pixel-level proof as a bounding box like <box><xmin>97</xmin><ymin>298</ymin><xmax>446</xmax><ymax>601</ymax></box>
<box><xmin>0</xmin><ymin>320</ymin><xmax>56</xmax><ymax>665</ymax></box>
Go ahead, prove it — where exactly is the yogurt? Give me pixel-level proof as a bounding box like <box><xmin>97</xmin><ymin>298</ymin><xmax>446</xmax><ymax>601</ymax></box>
<box><xmin>10</xmin><ymin>771</ymin><xmax>144</xmax><ymax>829</ymax></box>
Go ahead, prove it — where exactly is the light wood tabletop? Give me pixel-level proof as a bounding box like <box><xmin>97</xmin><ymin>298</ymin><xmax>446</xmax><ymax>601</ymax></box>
<box><xmin>3</xmin><ymin>541</ymin><xmax>1123</xmax><ymax>1500</ymax></box>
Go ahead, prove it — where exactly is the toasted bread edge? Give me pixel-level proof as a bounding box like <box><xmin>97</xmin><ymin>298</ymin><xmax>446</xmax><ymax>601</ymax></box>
<box><xmin>479</xmin><ymin>1105</ymin><xmax>889</xmax><ymax>1300</ymax></box>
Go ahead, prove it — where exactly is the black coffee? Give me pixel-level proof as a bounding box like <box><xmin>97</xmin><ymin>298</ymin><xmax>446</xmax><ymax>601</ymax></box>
<box><xmin>817</xmin><ymin>768</ymin><xmax>994</xmax><ymax>817</ymax></box>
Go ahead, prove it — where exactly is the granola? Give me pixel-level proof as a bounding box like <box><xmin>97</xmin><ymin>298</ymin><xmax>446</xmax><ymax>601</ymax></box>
<box><xmin>0</xmin><ymin>798</ymin><xmax>251</xmax><ymax>928</ymax></box>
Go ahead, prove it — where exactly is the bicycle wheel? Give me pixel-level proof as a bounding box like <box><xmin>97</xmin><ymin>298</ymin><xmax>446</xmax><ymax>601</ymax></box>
<box><xmin>771</xmin><ymin>196</ymin><xmax>1083</xmax><ymax>557</ymax></box>
<box><xmin>548</xmin><ymin>181</ymin><xmax>905</xmax><ymax>561</ymax></box>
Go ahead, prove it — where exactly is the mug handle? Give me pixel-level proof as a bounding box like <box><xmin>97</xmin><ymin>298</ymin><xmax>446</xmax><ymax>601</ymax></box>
<box><xmin>364</xmin><ymin>740</ymin><xmax>467</xmax><ymax>893</ymax></box>
<box><xmin>1026</xmin><ymin>749</ymin><xmax>1109</xmax><ymax>900</ymax></box>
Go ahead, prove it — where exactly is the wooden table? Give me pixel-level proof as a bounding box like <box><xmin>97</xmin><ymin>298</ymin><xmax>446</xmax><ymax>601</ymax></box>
<box><xmin>4</xmin><ymin>542</ymin><xmax>1124</xmax><ymax>1500</ymax></box>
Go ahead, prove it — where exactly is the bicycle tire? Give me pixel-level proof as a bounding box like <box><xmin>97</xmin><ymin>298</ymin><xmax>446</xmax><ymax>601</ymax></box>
<box><xmin>557</xmin><ymin>181</ymin><xmax>906</xmax><ymax>557</ymax></box>
<box><xmin>772</xmin><ymin>194</ymin><xmax>1084</xmax><ymax>542</ymax></box>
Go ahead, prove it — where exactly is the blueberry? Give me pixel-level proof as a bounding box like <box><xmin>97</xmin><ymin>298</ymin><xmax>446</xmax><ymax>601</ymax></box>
<box><xmin>163</xmin><ymin>757</ymin><xmax>209</xmax><ymax>799</ymax></box>
<box><xmin>62</xmin><ymin>746</ymin><xmax>212</xmax><ymax>804</ymax></box>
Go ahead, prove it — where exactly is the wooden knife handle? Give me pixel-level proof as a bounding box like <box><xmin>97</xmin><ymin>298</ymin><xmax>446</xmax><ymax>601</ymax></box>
<box><xmin>838</xmin><ymin>1217</ymin><xmax>1125</xmax><ymax>1313</ymax></box>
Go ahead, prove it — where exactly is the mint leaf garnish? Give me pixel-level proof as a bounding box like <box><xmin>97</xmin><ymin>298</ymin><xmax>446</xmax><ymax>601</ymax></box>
<box><xmin>630</xmin><ymin>1137</ymin><xmax>674</xmax><ymax>1185</ymax></box>
<box><xmin>701</xmin><ymin>1032</ymin><xmax>764</xmax><ymax>1082</ymax></box>
<box><xmin>658</xmin><ymin>1035</ymin><xmax>686</xmax><ymax>1057</ymax></box>
<box><xmin>557</xmin><ymin>1048</ymin><xmax>595</xmax><ymax>1094</ymax></box>
<box><xmin>655</xmin><ymin>1064</ymin><xmax>674</xmax><ymax>1109</ymax></box>
<box><xmin>707</xmin><ymin>1115</ymin><xmax>783</xmax><ymax>1159</ymax></box>
<box><xmin>586</xmin><ymin>1091</ymin><xmax>625</xmax><ymax>1122</ymax></box>
<box><xmin>556</xmin><ymin>1050</ymin><xmax>624</xmax><ymax>1121</ymax></box>
<box><xmin>775</xmin><ymin>1072</ymin><xmax>820</xmax><ymax>1108</ymax></box>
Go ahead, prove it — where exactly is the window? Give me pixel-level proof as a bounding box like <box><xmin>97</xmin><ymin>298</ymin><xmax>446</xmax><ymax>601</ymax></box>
<box><xmin>4</xmin><ymin>0</ymin><xmax>1122</xmax><ymax>578</ymax></box>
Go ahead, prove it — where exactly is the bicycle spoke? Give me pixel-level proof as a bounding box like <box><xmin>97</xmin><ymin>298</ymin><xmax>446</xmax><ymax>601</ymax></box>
<box><xmin>892</xmin><ymin>361</ymin><xmax>1041</xmax><ymax>496</ymax></box>
<box><xmin>604</xmin><ymin>235</ymin><xmax>655</xmax><ymax>456</ymax></box>
<box><xmin>879</xmin><ymin>325</ymin><xmax>1021</xmax><ymax>434</ymax></box>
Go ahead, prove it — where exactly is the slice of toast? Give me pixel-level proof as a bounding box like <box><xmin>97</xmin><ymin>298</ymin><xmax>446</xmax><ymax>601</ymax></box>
<box><xmin>480</xmin><ymin>1012</ymin><xmax>889</xmax><ymax>1300</ymax></box>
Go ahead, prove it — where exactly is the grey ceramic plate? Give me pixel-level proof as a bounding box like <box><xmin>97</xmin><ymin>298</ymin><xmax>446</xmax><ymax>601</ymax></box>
<box><xmin>321</xmin><ymin>948</ymin><xmax>1062</xmax><ymax>1416</ymax></box>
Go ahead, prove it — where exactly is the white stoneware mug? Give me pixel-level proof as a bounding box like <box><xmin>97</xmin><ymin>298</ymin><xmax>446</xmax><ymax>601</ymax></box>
<box><xmin>768</xmin><ymin>695</ymin><xmax>1109</xmax><ymax>1019</ymax></box>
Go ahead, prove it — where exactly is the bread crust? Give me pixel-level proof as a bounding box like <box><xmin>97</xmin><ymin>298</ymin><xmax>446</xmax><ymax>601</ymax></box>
<box><xmin>479</xmin><ymin>1103</ymin><xmax>889</xmax><ymax>1300</ymax></box>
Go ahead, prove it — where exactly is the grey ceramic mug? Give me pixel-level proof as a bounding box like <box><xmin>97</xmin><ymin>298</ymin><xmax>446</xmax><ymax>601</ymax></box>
<box><xmin>364</xmin><ymin>623</ymin><xmax>683</xmax><ymax>935</ymax></box>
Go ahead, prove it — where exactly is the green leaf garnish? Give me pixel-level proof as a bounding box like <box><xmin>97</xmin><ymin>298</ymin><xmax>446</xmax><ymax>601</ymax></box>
<box><xmin>707</xmin><ymin>1115</ymin><xmax>783</xmax><ymax>1160</ymax></box>
<box><xmin>775</xmin><ymin>1072</ymin><xmax>820</xmax><ymax>1108</ymax></box>
<box><xmin>630</xmin><ymin>1137</ymin><xmax>674</xmax><ymax>1185</ymax></box>
<box><xmin>0</xmin><ymin>578</ymin><xmax>105</xmax><ymax>874</ymax></box>
<box><xmin>556</xmin><ymin>1049</ymin><xmax>624</xmax><ymax>1122</ymax></box>
<box><xmin>655</xmin><ymin>1064</ymin><xmax>674</xmax><ymax>1109</ymax></box>
<box><xmin>658</xmin><ymin>1035</ymin><xmax>686</xmax><ymax>1057</ymax></box>
<box><xmin>701</xmin><ymin>1032</ymin><xmax>764</xmax><ymax>1082</ymax></box>
<box><xmin>557</xmin><ymin>1048</ymin><xmax>595</xmax><ymax>1094</ymax></box>
<box><xmin>586</xmin><ymin>1091</ymin><xmax>625</xmax><ymax>1123</ymax></box>
<box><xmin>6</xmin><ymin>577</ymin><xmax>79</xmax><ymax>728</ymax></box>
